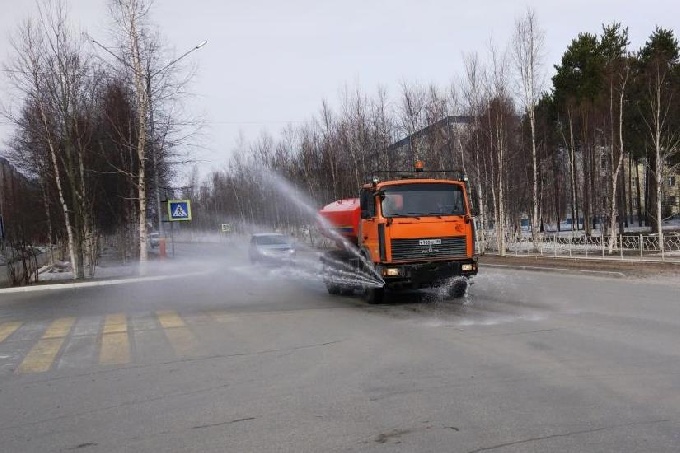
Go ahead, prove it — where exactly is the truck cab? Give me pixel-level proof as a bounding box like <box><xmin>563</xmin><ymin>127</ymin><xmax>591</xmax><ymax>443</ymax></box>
<box><xmin>360</xmin><ymin>178</ymin><xmax>477</xmax><ymax>290</ymax></box>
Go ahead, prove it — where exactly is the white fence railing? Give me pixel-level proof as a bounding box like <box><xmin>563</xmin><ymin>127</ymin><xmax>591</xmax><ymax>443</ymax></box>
<box><xmin>477</xmin><ymin>231</ymin><xmax>680</xmax><ymax>262</ymax></box>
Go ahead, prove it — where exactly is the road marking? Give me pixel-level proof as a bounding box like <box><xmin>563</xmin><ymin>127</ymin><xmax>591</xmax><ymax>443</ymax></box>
<box><xmin>0</xmin><ymin>322</ymin><xmax>22</xmax><ymax>343</ymax></box>
<box><xmin>43</xmin><ymin>317</ymin><xmax>76</xmax><ymax>339</ymax></box>
<box><xmin>100</xmin><ymin>314</ymin><xmax>130</xmax><ymax>365</ymax></box>
<box><xmin>17</xmin><ymin>318</ymin><xmax>75</xmax><ymax>373</ymax></box>
<box><xmin>207</xmin><ymin>311</ymin><xmax>238</xmax><ymax>323</ymax></box>
<box><xmin>157</xmin><ymin>311</ymin><xmax>198</xmax><ymax>357</ymax></box>
<box><xmin>157</xmin><ymin>311</ymin><xmax>186</xmax><ymax>328</ymax></box>
<box><xmin>180</xmin><ymin>312</ymin><xmax>212</xmax><ymax>325</ymax></box>
<box><xmin>103</xmin><ymin>313</ymin><xmax>127</xmax><ymax>334</ymax></box>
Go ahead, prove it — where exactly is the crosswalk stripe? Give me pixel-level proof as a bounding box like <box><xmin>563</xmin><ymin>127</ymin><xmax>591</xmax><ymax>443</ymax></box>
<box><xmin>100</xmin><ymin>314</ymin><xmax>130</xmax><ymax>365</ymax></box>
<box><xmin>103</xmin><ymin>313</ymin><xmax>127</xmax><ymax>334</ymax></box>
<box><xmin>0</xmin><ymin>322</ymin><xmax>22</xmax><ymax>343</ymax></box>
<box><xmin>17</xmin><ymin>318</ymin><xmax>75</xmax><ymax>373</ymax></box>
<box><xmin>43</xmin><ymin>317</ymin><xmax>76</xmax><ymax>339</ymax></box>
<box><xmin>7</xmin><ymin>308</ymin><xmax>233</xmax><ymax>373</ymax></box>
<box><xmin>180</xmin><ymin>312</ymin><xmax>212</xmax><ymax>325</ymax></box>
<box><xmin>207</xmin><ymin>311</ymin><xmax>238</xmax><ymax>323</ymax></box>
<box><xmin>157</xmin><ymin>311</ymin><xmax>186</xmax><ymax>328</ymax></box>
<box><xmin>157</xmin><ymin>311</ymin><xmax>198</xmax><ymax>357</ymax></box>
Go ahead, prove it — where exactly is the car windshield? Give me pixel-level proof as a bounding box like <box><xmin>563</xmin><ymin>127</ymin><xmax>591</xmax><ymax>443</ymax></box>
<box><xmin>381</xmin><ymin>183</ymin><xmax>466</xmax><ymax>217</ymax></box>
<box><xmin>255</xmin><ymin>234</ymin><xmax>290</xmax><ymax>246</ymax></box>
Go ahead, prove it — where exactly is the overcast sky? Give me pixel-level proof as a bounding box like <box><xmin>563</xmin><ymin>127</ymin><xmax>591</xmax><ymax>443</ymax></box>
<box><xmin>1</xmin><ymin>0</ymin><xmax>677</xmax><ymax>180</ymax></box>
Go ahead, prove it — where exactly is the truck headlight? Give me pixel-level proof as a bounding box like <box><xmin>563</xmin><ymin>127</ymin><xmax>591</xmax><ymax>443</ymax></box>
<box><xmin>383</xmin><ymin>268</ymin><xmax>400</xmax><ymax>276</ymax></box>
<box><xmin>462</xmin><ymin>264</ymin><xmax>474</xmax><ymax>271</ymax></box>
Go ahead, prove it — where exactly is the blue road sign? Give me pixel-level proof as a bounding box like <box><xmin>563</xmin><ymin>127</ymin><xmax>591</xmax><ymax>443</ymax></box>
<box><xmin>168</xmin><ymin>200</ymin><xmax>192</xmax><ymax>221</ymax></box>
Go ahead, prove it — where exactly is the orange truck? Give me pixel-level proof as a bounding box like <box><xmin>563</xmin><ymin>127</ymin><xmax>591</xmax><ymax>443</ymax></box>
<box><xmin>318</xmin><ymin>162</ymin><xmax>478</xmax><ymax>303</ymax></box>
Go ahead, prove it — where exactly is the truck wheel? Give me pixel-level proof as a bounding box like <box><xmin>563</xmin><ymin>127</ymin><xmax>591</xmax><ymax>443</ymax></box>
<box><xmin>326</xmin><ymin>283</ymin><xmax>341</xmax><ymax>295</ymax></box>
<box><xmin>340</xmin><ymin>288</ymin><xmax>354</xmax><ymax>296</ymax></box>
<box><xmin>362</xmin><ymin>287</ymin><xmax>385</xmax><ymax>304</ymax></box>
<box><xmin>449</xmin><ymin>279</ymin><xmax>468</xmax><ymax>299</ymax></box>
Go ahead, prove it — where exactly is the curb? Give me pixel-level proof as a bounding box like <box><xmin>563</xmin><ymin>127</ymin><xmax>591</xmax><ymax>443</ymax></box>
<box><xmin>482</xmin><ymin>262</ymin><xmax>626</xmax><ymax>278</ymax></box>
<box><xmin>0</xmin><ymin>270</ymin><xmax>211</xmax><ymax>295</ymax></box>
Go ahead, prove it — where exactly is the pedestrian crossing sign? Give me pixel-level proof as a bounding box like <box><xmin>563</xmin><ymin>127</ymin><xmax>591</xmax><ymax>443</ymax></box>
<box><xmin>168</xmin><ymin>200</ymin><xmax>192</xmax><ymax>221</ymax></box>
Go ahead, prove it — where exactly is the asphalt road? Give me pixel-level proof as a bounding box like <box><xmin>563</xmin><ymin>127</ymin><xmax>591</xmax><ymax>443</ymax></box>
<box><xmin>0</xmin><ymin>242</ymin><xmax>679</xmax><ymax>452</ymax></box>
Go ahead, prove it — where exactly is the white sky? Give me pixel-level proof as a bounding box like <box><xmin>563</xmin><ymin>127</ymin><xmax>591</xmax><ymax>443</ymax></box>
<box><xmin>0</xmin><ymin>0</ymin><xmax>677</xmax><ymax>181</ymax></box>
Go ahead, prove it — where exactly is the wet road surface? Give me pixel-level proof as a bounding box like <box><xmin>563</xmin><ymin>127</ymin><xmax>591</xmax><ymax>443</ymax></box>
<box><xmin>1</xmin><ymin>242</ymin><xmax>679</xmax><ymax>452</ymax></box>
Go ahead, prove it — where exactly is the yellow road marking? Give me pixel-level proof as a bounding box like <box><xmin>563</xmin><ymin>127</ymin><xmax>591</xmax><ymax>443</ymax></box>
<box><xmin>17</xmin><ymin>318</ymin><xmax>75</xmax><ymax>373</ymax></box>
<box><xmin>18</xmin><ymin>339</ymin><xmax>65</xmax><ymax>373</ymax></box>
<box><xmin>100</xmin><ymin>314</ymin><xmax>130</xmax><ymax>365</ymax></box>
<box><xmin>207</xmin><ymin>311</ymin><xmax>238</xmax><ymax>323</ymax></box>
<box><xmin>103</xmin><ymin>313</ymin><xmax>127</xmax><ymax>334</ymax></box>
<box><xmin>157</xmin><ymin>311</ymin><xmax>186</xmax><ymax>328</ymax></box>
<box><xmin>157</xmin><ymin>311</ymin><xmax>198</xmax><ymax>356</ymax></box>
<box><xmin>0</xmin><ymin>322</ymin><xmax>22</xmax><ymax>343</ymax></box>
<box><xmin>43</xmin><ymin>317</ymin><xmax>76</xmax><ymax>339</ymax></box>
<box><xmin>164</xmin><ymin>327</ymin><xmax>198</xmax><ymax>357</ymax></box>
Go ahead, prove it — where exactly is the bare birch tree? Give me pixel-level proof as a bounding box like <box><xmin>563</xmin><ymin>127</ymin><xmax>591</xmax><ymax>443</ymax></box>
<box><xmin>600</xmin><ymin>24</ymin><xmax>631</xmax><ymax>253</ymax></box>
<box><xmin>5</xmin><ymin>0</ymin><xmax>97</xmax><ymax>279</ymax></box>
<box><xmin>512</xmin><ymin>7</ymin><xmax>545</xmax><ymax>248</ymax></box>
<box><xmin>462</xmin><ymin>52</ymin><xmax>488</xmax><ymax>250</ymax></box>
<box><xmin>399</xmin><ymin>81</ymin><xmax>428</xmax><ymax>165</ymax></box>
<box><xmin>108</xmin><ymin>0</ymin><xmax>152</xmax><ymax>269</ymax></box>
<box><xmin>636</xmin><ymin>28</ymin><xmax>680</xmax><ymax>259</ymax></box>
<box><xmin>486</xmin><ymin>43</ymin><xmax>513</xmax><ymax>255</ymax></box>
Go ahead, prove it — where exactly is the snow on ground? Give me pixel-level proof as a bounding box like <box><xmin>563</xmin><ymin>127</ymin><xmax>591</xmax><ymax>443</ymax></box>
<box><xmin>37</xmin><ymin>259</ymin><xmax>139</xmax><ymax>282</ymax></box>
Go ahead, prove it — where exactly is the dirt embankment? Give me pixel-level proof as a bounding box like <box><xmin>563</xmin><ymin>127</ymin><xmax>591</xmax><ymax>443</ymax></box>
<box><xmin>479</xmin><ymin>254</ymin><xmax>680</xmax><ymax>278</ymax></box>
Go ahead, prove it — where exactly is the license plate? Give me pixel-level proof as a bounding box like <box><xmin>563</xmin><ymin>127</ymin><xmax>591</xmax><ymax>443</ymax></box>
<box><xmin>419</xmin><ymin>239</ymin><xmax>442</xmax><ymax>246</ymax></box>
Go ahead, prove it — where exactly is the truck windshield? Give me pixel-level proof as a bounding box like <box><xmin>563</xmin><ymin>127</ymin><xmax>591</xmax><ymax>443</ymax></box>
<box><xmin>381</xmin><ymin>183</ymin><xmax>466</xmax><ymax>217</ymax></box>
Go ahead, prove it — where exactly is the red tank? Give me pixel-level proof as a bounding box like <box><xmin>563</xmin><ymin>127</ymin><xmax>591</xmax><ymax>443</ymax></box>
<box><xmin>318</xmin><ymin>198</ymin><xmax>361</xmax><ymax>245</ymax></box>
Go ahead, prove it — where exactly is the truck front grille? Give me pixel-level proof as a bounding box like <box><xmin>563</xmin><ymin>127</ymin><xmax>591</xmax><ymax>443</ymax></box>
<box><xmin>391</xmin><ymin>236</ymin><xmax>467</xmax><ymax>261</ymax></box>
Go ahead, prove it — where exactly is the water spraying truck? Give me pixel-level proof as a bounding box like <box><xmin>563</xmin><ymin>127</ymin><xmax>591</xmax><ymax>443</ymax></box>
<box><xmin>318</xmin><ymin>161</ymin><xmax>478</xmax><ymax>303</ymax></box>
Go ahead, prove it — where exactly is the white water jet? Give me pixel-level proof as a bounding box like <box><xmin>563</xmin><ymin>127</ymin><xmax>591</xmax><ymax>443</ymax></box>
<box><xmin>262</xmin><ymin>169</ymin><xmax>385</xmax><ymax>288</ymax></box>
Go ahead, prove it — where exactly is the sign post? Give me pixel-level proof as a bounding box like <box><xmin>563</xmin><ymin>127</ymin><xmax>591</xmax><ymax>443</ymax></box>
<box><xmin>166</xmin><ymin>200</ymin><xmax>192</xmax><ymax>257</ymax></box>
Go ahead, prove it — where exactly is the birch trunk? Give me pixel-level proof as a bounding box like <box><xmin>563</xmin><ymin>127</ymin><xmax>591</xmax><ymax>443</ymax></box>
<box><xmin>42</xmin><ymin>114</ymin><xmax>78</xmax><ymax>278</ymax></box>
<box><xmin>608</xmin><ymin>73</ymin><xmax>628</xmax><ymax>254</ymax></box>
<box><xmin>567</xmin><ymin>108</ymin><xmax>579</xmax><ymax>231</ymax></box>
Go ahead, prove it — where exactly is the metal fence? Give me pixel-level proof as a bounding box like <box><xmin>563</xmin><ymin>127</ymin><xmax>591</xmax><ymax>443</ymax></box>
<box><xmin>478</xmin><ymin>231</ymin><xmax>680</xmax><ymax>262</ymax></box>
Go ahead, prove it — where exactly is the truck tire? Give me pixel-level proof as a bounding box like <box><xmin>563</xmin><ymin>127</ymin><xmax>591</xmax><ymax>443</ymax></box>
<box><xmin>448</xmin><ymin>279</ymin><xmax>468</xmax><ymax>299</ymax></box>
<box><xmin>362</xmin><ymin>287</ymin><xmax>385</xmax><ymax>304</ymax></box>
<box><xmin>339</xmin><ymin>287</ymin><xmax>354</xmax><ymax>296</ymax></box>
<box><xmin>326</xmin><ymin>283</ymin><xmax>341</xmax><ymax>295</ymax></box>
